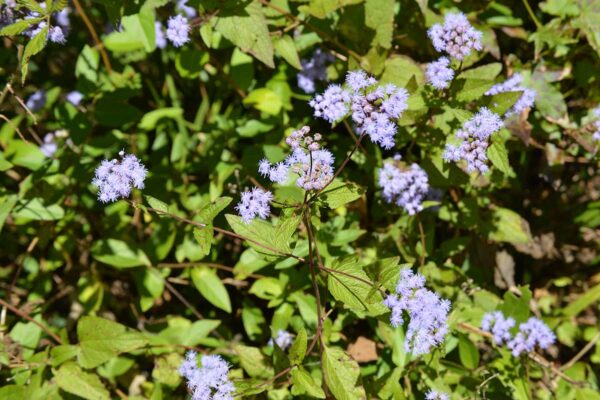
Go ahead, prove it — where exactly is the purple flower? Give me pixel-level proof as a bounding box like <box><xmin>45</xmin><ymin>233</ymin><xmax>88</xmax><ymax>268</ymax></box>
<box><xmin>428</xmin><ymin>12</ymin><xmax>482</xmax><ymax>60</ymax></box>
<box><xmin>309</xmin><ymin>84</ymin><xmax>351</xmax><ymax>123</ymax></box>
<box><xmin>426</xmin><ymin>57</ymin><xmax>454</xmax><ymax>89</ymax></box>
<box><xmin>485</xmin><ymin>74</ymin><xmax>536</xmax><ymax>117</ymax></box>
<box><xmin>92</xmin><ymin>151</ymin><xmax>147</xmax><ymax>203</ymax></box>
<box><xmin>593</xmin><ymin>121</ymin><xmax>600</xmax><ymax>142</ymax></box>
<box><xmin>383</xmin><ymin>269</ymin><xmax>450</xmax><ymax>356</ymax></box>
<box><xmin>26</xmin><ymin>90</ymin><xmax>46</xmax><ymax>112</ymax></box>
<box><xmin>236</xmin><ymin>187</ymin><xmax>273</xmax><ymax>223</ymax></box>
<box><xmin>426</xmin><ymin>389</ymin><xmax>450</xmax><ymax>400</ymax></box>
<box><xmin>297</xmin><ymin>49</ymin><xmax>334</xmax><ymax>93</ymax></box>
<box><xmin>507</xmin><ymin>317</ymin><xmax>556</xmax><ymax>357</ymax></box>
<box><xmin>155</xmin><ymin>21</ymin><xmax>167</xmax><ymax>50</ymax></box>
<box><xmin>166</xmin><ymin>14</ymin><xmax>190</xmax><ymax>47</ymax></box>
<box><xmin>443</xmin><ymin>107</ymin><xmax>503</xmax><ymax>174</ymax></box>
<box><xmin>179</xmin><ymin>351</ymin><xmax>235</xmax><ymax>400</ymax></box>
<box><xmin>346</xmin><ymin>70</ymin><xmax>377</xmax><ymax>92</ymax></box>
<box><xmin>66</xmin><ymin>91</ymin><xmax>84</xmax><ymax>106</ymax></box>
<box><xmin>54</xmin><ymin>7</ymin><xmax>70</xmax><ymax>30</ymax></box>
<box><xmin>272</xmin><ymin>330</ymin><xmax>294</xmax><ymax>350</ymax></box>
<box><xmin>177</xmin><ymin>0</ymin><xmax>197</xmax><ymax>18</ymax></box>
<box><xmin>378</xmin><ymin>162</ymin><xmax>429</xmax><ymax>215</ymax></box>
<box><xmin>40</xmin><ymin>132</ymin><xmax>58</xmax><ymax>157</ymax></box>
<box><xmin>481</xmin><ymin>311</ymin><xmax>515</xmax><ymax>345</ymax></box>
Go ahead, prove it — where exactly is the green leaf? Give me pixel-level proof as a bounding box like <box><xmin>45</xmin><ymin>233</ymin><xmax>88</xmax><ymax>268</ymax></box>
<box><xmin>51</xmin><ymin>345</ymin><xmax>79</xmax><ymax>367</ymax></box>
<box><xmin>327</xmin><ymin>256</ymin><xmax>388</xmax><ymax>316</ymax></box>
<box><xmin>156</xmin><ymin>318</ymin><xmax>221</xmax><ymax>347</ymax></box>
<box><xmin>289</xmin><ymin>327</ymin><xmax>307</xmax><ymax>365</ymax></box>
<box><xmin>193</xmin><ymin>226</ymin><xmax>213</xmax><ymax>258</ymax></box>
<box><xmin>576</xmin><ymin>0</ymin><xmax>600</xmax><ymax>58</ymax></box>
<box><xmin>11</xmin><ymin>198</ymin><xmax>65</xmax><ymax>221</ymax></box>
<box><xmin>458</xmin><ymin>334</ymin><xmax>480</xmax><ymax>369</ymax></box>
<box><xmin>487</xmin><ymin>139</ymin><xmax>513</xmax><ymax>176</ymax></box>
<box><xmin>77</xmin><ymin>316</ymin><xmax>148</xmax><ymax>369</ymax></box>
<box><xmin>21</xmin><ymin>25</ymin><xmax>48</xmax><ymax>83</ymax></box>
<box><xmin>249</xmin><ymin>277</ymin><xmax>284</xmax><ymax>301</ymax></box>
<box><xmin>197</xmin><ymin>197</ymin><xmax>233</xmax><ymax>223</ymax></box>
<box><xmin>191</xmin><ymin>267</ymin><xmax>232</xmax><ymax>313</ymax></box>
<box><xmin>273</xmin><ymin>35</ymin><xmax>302</xmax><ymax>70</ymax></box>
<box><xmin>291</xmin><ymin>366</ymin><xmax>326</xmax><ymax>398</ymax></box>
<box><xmin>138</xmin><ymin>108</ymin><xmax>184</xmax><ymax>130</ymax></box>
<box><xmin>233</xmin><ymin>344</ymin><xmax>273</xmax><ymax>378</ymax></box>
<box><xmin>0</xmin><ymin>18</ymin><xmax>41</xmax><ymax>36</ymax></box>
<box><xmin>91</xmin><ymin>239</ymin><xmax>151</xmax><ymax>268</ymax></box>
<box><xmin>243</xmin><ymin>88</ymin><xmax>283</xmax><ymax>115</ymax></box>
<box><xmin>500</xmin><ymin>286</ymin><xmax>532</xmax><ymax>323</ymax></box>
<box><xmin>145</xmin><ymin>195</ymin><xmax>169</xmax><ymax>213</ymax></box>
<box><xmin>485</xmin><ymin>91</ymin><xmax>522</xmax><ymax>116</ymax></box>
<box><xmin>364</xmin><ymin>0</ymin><xmax>395</xmax><ymax>49</ymax></box>
<box><xmin>213</xmin><ymin>1</ymin><xmax>274</xmax><ymax>67</ymax></box>
<box><xmin>322</xmin><ymin>346</ymin><xmax>366</xmax><ymax>400</ymax></box>
<box><xmin>455</xmin><ymin>78</ymin><xmax>495</xmax><ymax>102</ymax></box>
<box><xmin>300</xmin><ymin>0</ymin><xmax>363</xmax><ymax>19</ymax></box>
<box><xmin>54</xmin><ymin>362</ymin><xmax>110</xmax><ymax>400</ymax></box>
<box><xmin>380</xmin><ymin>55</ymin><xmax>425</xmax><ymax>88</ymax></box>
<box><xmin>317</xmin><ymin>181</ymin><xmax>364</xmax><ymax>209</ymax></box>
<box><xmin>563</xmin><ymin>283</ymin><xmax>600</xmax><ymax>317</ymax></box>
<box><xmin>0</xmin><ymin>195</ymin><xmax>18</xmax><ymax>232</ymax></box>
<box><xmin>486</xmin><ymin>207</ymin><xmax>532</xmax><ymax>245</ymax></box>
<box><xmin>458</xmin><ymin>63</ymin><xmax>503</xmax><ymax>80</ymax></box>
<box><xmin>152</xmin><ymin>353</ymin><xmax>182</xmax><ymax>386</ymax></box>
<box><xmin>225</xmin><ymin>214</ymin><xmax>300</xmax><ymax>260</ymax></box>
<box><xmin>104</xmin><ymin>10</ymin><xmax>156</xmax><ymax>52</ymax></box>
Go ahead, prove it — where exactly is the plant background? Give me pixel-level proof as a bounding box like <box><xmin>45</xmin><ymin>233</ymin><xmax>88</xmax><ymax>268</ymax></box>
<box><xmin>0</xmin><ymin>0</ymin><xmax>600</xmax><ymax>399</ymax></box>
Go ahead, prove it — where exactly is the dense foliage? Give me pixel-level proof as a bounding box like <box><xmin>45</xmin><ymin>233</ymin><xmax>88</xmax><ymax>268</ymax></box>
<box><xmin>1</xmin><ymin>0</ymin><xmax>600</xmax><ymax>399</ymax></box>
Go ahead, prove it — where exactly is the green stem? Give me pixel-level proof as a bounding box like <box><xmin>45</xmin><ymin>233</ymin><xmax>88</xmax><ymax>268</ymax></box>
<box><xmin>521</xmin><ymin>0</ymin><xmax>541</xmax><ymax>29</ymax></box>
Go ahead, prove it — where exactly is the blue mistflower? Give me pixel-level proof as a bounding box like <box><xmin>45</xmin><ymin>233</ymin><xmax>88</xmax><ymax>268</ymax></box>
<box><xmin>92</xmin><ymin>151</ymin><xmax>147</xmax><ymax>203</ymax></box>
<box><xmin>481</xmin><ymin>311</ymin><xmax>515</xmax><ymax>345</ymax></box>
<box><xmin>26</xmin><ymin>90</ymin><xmax>46</xmax><ymax>112</ymax></box>
<box><xmin>309</xmin><ymin>84</ymin><xmax>351</xmax><ymax>123</ymax></box>
<box><xmin>166</xmin><ymin>14</ymin><xmax>190</xmax><ymax>47</ymax></box>
<box><xmin>378</xmin><ymin>162</ymin><xmax>429</xmax><ymax>215</ymax></box>
<box><xmin>426</xmin><ymin>57</ymin><xmax>454</xmax><ymax>90</ymax></box>
<box><xmin>235</xmin><ymin>187</ymin><xmax>273</xmax><ymax>223</ymax></box>
<box><xmin>443</xmin><ymin>107</ymin><xmax>503</xmax><ymax>174</ymax></box>
<box><xmin>179</xmin><ymin>351</ymin><xmax>235</xmax><ymax>400</ymax></box>
<box><xmin>383</xmin><ymin>269</ymin><xmax>450</xmax><ymax>356</ymax></box>
<box><xmin>155</xmin><ymin>21</ymin><xmax>167</xmax><ymax>49</ymax></box>
<box><xmin>507</xmin><ymin>317</ymin><xmax>556</xmax><ymax>357</ymax></box>
<box><xmin>297</xmin><ymin>49</ymin><xmax>334</xmax><ymax>93</ymax></box>
<box><xmin>427</xmin><ymin>13</ymin><xmax>482</xmax><ymax>61</ymax></box>
<box><xmin>270</xmin><ymin>330</ymin><xmax>295</xmax><ymax>350</ymax></box>
<box><xmin>426</xmin><ymin>389</ymin><xmax>450</xmax><ymax>400</ymax></box>
<box><xmin>66</xmin><ymin>91</ymin><xmax>83</xmax><ymax>106</ymax></box>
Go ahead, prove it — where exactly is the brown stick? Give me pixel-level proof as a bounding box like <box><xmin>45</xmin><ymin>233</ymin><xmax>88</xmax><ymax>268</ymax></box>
<box><xmin>71</xmin><ymin>0</ymin><xmax>112</xmax><ymax>74</ymax></box>
<box><xmin>0</xmin><ymin>298</ymin><xmax>63</xmax><ymax>345</ymax></box>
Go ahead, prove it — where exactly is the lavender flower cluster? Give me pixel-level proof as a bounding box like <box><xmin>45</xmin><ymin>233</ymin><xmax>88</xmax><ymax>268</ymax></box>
<box><xmin>155</xmin><ymin>0</ymin><xmax>195</xmax><ymax>48</ymax></box>
<box><xmin>378</xmin><ymin>161</ymin><xmax>429</xmax><ymax>215</ymax></box>
<box><xmin>92</xmin><ymin>151</ymin><xmax>147</xmax><ymax>203</ymax></box>
<box><xmin>426</xmin><ymin>389</ymin><xmax>450</xmax><ymax>400</ymax></box>
<box><xmin>485</xmin><ymin>73</ymin><xmax>537</xmax><ymax>117</ymax></box>
<box><xmin>428</xmin><ymin>13</ymin><xmax>482</xmax><ymax>61</ymax></box>
<box><xmin>443</xmin><ymin>107</ymin><xmax>504</xmax><ymax>174</ymax></box>
<box><xmin>310</xmin><ymin>71</ymin><xmax>409</xmax><ymax>149</ymax></box>
<box><xmin>270</xmin><ymin>330</ymin><xmax>295</xmax><ymax>350</ymax></box>
<box><xmin>297</xmin><ymin>49</ymin><xmax>334</xmax><ymax>93</ymax></box>
<box><xmin>235</xmin><ymin>187</ymin><xmax>273</xmax><ymax>224</ymax></box>
<box><xmin>26</xmin><ymin>89</ymin><xmax>46</xmax><ymax>112</ymax></box>
<box><xmin>426</xmin><ymin>57</ymin><xmax>454</xmax><ymax>90</ymax></box>
<box><xmin>481</xmin><ymin>311</ymin><xmax>556</xmax><ymax>357</ymax></box>
<box><xmin>179</xmin><ymin>351</ymin><xmax>235</xmax><ymax>400</ymax></box>
<box><xmin>258</xmin><ymin>126</ymin><xmax>335</xmax><ymax>191</ymax></box>
<box><xmin>40</xmin><ymin>130</ymin><xmax>68</xmax><ymax>157</ymax></box>
<box><xmin>3</xmin><ymin>1</ymin><xmax>72</xmax><ymax>44</ymax></box>
<box><xmin>383</xmin><ymin>269</ymin><xmax>450</xmax><ymax>356</ymax></box>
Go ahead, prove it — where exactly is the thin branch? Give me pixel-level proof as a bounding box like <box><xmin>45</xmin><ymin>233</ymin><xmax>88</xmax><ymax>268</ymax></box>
<box><xmin>561</xmin><ymin>332</ymin><xmax>600</xmax><ymax>371</ymax></box>
<box><xmin>235</xmin><ymin>366</ymin><xmax>293</xmax><ymax>398</ymax></box>
<box><xmin>0</xmin><ymin>114</ymin><xmax>28</xmax><ymax>143</ymax></box>
<box><xmin>71</xmin><ymin>0</ymin><xmax>113</xmax><ymax>74</ymax></box>
<box><xmin>521</xmin><ymin>0</ymin><xmax>541</xmax><ymax>29</ymax></box>
<box><xmin>0</xmin><ymin>298</ymin><xmax>63</xmax><ymax>345</ymax></box>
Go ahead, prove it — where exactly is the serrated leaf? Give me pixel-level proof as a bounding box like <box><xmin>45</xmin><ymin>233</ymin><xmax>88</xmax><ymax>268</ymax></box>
<box><xmin>322</xmin><ymin>346</ymin><xmax>366</xmax><ymax>400</ymax></box>
<box><xmin>54</xmin><ymin>362</ymin><xmax>110</xmax><ymax>400</ymax></box>
<box><xmin>145</xmin><ymin>195</ymin><xmax>169</xmax><ymax>213</ymax></box>
<box><xmin>91</xmin><ymin>239</ymin><xmax>151</xmax><ymax>268</ymax></box>
<box><xmin>487</xmin><ymin>139</ymin><xmax>513</xmax><ymax>176</ymax></box>
<box><xmin>233</xmin><ymin>344</ymin><xmax>273</xmax><ymax>378</ymax></box>
<box><xmin>77</xmin><ymin>316</ymin><xmax>148</xmax><ymax>368</ymax></box>
<box><xmin>0</xmin><ymin>18</ymin><xmax>41</xmax><ymax>36</ymax></box>
<box><xmin>289</xmin><ymin>327</ymin><xmax>307</xmax><ymax>365</ymax></box>
<box><xmin>485</xmin><ymin>91</ymin><xmax>522</xmax><ymax>116</ymax></box>
<box><xmin>291</xmin><ymin>367</ymin><xmax>326</xmax><ymax>398</ymax></box>
<box><xmin>191</xmin><ymin>267</ymin><xmax>232</xmax><ymax>313</ymax></box>
<box><xmin>21</xmin><ymin>25</ymin><xmax>48</xmax><ymax>83</ymax></box>
<box><xmin>365</xmin><ymin>0</ymin><xmax>394</xmax><ymax>49</ymax></box>
<box><xmin>458</xmin><ymin>63</ymin><xmax>503</xmax><ymax>80</ymax></box>
<box><xmin>301</xmin><ymin>0</ymin><xmax>363</xmax><ymax>19</ymax></box>
<box><xmin>327</xmin><ymin>256</ymin><xmax>387</xmax><ymax>316</ymax></box>
<box><xmin>317</xmin><ymin>180</ymin><xmax>364</xmax><ymax>209</ymax></box>
<box><xmin>197</xmin><ymin>197</ymin><xmax>233</xmax><ymax>223</ymax></box>
<box><xmin>213</xmin><ymin>1</ymin><xmax>274</xmax><ymax>67</ymax></box>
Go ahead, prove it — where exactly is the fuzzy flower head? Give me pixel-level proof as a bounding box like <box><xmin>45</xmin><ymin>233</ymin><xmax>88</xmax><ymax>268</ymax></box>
<box><xmin>507</xmin><ymin>317</ymin><xmax>556</xmax><ymax>357</ymax></box>
<box><xmin>309</xmin><ymin>84</ymin><xmax>351</xmax><ymax>123</ymax></box>
<box><xmin>177</xmin><ymin>0</ymin><xmax>198</xmax><ymax>18</ymax></box>
<box><xmin>40</xmin><ymin>132</ymin><xmax>58</xmax><ymax>157</ymax></box>
<box><xmin>297</xmin><ymin>49</ymin><xmax>334</xmax><ymax>93</ymax></box>
<box><xmin>481</xmin><ymin>311</ymin><xmax>515</xmax><ymax>345</ymax></box>
<box><xmin>166</xmin><ymin>14</ymin><xmax>190</xmax><ymax>47</ymax></box>
<box><xmin>155</xmin><ymin>21</ymin><xmax>167</xmax><ymax>49</ymax></box>
<box><xmin>426</xmin><ymin>389</ymin><xmax>450</xmax><ymax>400</ymax></box>
<box><xmin>92</xmin><ymin>151</ymin><xmax>147</xmax><ymax>203</ymax></box>
<box><xmin>66</xmin><ymin>91</ymin><xmax>83</xmax><ymax>106</ymax></box>
<box><xmin>428</xmin><ymin>12</ymin><xmax>482</xmax><ymax>60</ymax></box>
<box><xmin>270</xmin><ymin>330</ymin><xmax>295</xmax><ymax>350</ymax></box>
<box><xmin>26</xmin><ymin>90</ymin><xmax>46</xmax><ymax>112</ymax></box>
<box><xmin>179</xmin><ymin>351</ymin><xmax>235</xmax><ymax>400</ymax></box>
<box><xmin>236</xmin><ymin>187</ymin><xmax>273</xmax><ymax>223</ymax></box>
<box><xmin>426</xmin><ymin>57</ymin><xmax>454</xmax><ymax>90</ymax></box>
<box><xmin>383</xmin><ymin>269</ymin><xmax>450</xmax><ymax>356</ymax></box>
<box><xmin>485</xmin><ymin>74</ymin><xmax>536</xmax><ymax>117</ymax></box>
<box><xmin>378</xmin><ymin>162</ymin><xmax>429</xmax><ymax>215</ymax></box>
<box><xmin>443</xmin><ymin>107</ymin><xmax>503</xmax><ymax>174</ymax></box>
